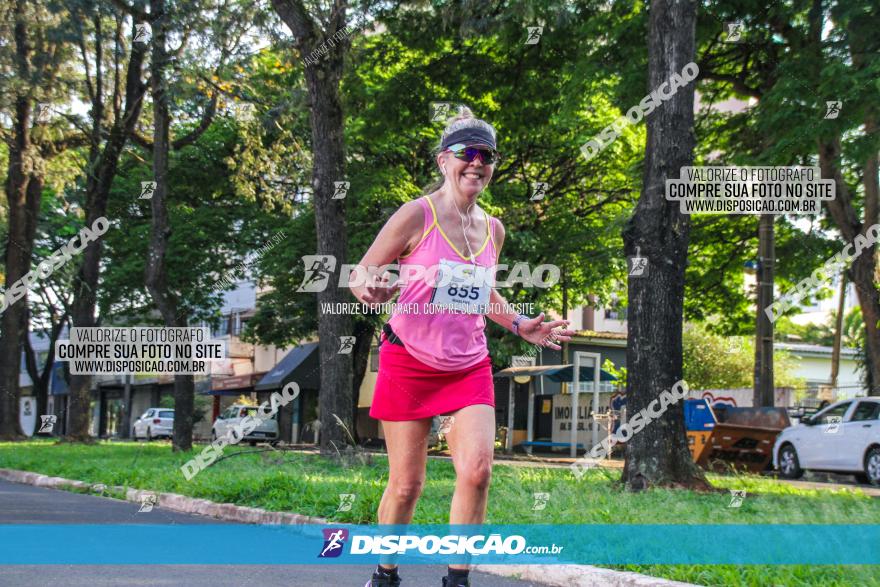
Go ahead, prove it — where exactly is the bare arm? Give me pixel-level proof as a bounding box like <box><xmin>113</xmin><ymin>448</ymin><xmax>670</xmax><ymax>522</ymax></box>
<box><xmin>349</xmin><ymin>199</ymin><xmax>424</xmax><ymax>304</ymax></box>
<box><xmin>486</xmin><ymin>218</ymin><xmax>574</xmax><ymax>351</ymax></box>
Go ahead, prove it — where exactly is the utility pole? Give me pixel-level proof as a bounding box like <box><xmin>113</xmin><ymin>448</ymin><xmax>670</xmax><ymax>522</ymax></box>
<box><xmin>830</xmin><ymin>272</ymin><xmax>847</xmax><ymax>394</ymax></box>
<box><xmin>754</xmin><ymin>214</ymin><xmax>775</xmax><ymax>407</ymax></box>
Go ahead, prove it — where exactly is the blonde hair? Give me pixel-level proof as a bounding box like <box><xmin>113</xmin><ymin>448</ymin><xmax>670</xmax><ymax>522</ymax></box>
<box><xmin>435</xmin><ymin>105</ymin><xmax>497</xmax><ymax>153</ymax></box>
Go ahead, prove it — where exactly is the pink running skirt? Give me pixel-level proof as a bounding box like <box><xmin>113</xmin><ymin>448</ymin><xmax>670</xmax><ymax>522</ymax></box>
<box><xmin>369</xmin><ymin>334</ymin><xmax>495</xmax><ymax>421</ymax></box>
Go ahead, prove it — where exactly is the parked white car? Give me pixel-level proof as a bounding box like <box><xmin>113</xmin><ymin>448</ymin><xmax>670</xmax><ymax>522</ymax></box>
<box><xmin>132</xmin><ymin>408</ymin><xmax>174</xmax><ymax>441</ymax></box>
<box><xmin>212</xmin><ymin>404</ymin><xmax>279</xmax><ymax>446</ymax></box>
<box><xmin>773</xmin><ymin>397</ymin><xmax>880</xmax><ymax>485</ymax></box>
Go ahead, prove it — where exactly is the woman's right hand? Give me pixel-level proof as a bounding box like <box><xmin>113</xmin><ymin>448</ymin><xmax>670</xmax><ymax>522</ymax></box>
<box><xmin>358</xmin><ymin>270</ymin><xmax>399</xmax><ymax>304</ymax></box>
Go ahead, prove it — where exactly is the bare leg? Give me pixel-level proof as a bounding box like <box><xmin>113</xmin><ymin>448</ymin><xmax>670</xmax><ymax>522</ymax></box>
<box><xmin>444</xmin><ymin>404</ymin><xmax>496</xmax><ymax>571</ymax></box>
<box><xmin>376</xmin><ymin>417</ymin><xmax>432</xmax><ymax>570</ymax></box>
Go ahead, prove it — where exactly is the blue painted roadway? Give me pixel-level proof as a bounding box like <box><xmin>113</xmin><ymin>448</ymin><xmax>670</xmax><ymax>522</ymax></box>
<box><xmin>0</xmin><ymin>479</ymin><xmax>544</xmax><ymax>587</ymax></box>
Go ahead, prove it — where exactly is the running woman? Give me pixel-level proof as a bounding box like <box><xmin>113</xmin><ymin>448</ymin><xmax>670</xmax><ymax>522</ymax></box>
<box><xmin>350</xmin><ymin>107</ymin><xmax>574</xmax><ymax>587</ymax></box>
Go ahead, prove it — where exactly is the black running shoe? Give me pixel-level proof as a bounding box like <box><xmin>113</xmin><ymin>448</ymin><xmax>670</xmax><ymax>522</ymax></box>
<box><xmin>442</xmin><ymin>576</ymin><xmax>470</xmax><ymax>587</ymax></box>
<box><xmin>365</xmin><ymin>570</ymin><xmax>402</xmax><ymax>587</ymax></box>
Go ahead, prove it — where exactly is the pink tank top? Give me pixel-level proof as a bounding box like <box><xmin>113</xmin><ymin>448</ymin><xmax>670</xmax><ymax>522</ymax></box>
<box><xmin>388</xmin><ymin>196</ymin><xmax>499</xmax><ymax>371</ymax></box>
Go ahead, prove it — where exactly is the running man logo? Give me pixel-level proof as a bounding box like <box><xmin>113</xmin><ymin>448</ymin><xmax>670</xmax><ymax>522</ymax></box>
<box><xmin>438</xmin><ymin>416</ymin><xmax>455</xmax><ymax>435</ymax></box>
<box><xmin>140</xmin><ymin>181</ymin><xmax>156</xmax><ymax>200</ymax></box>
<box><xmin>530</xmin><ymin>182</ymin><xmax>548</xmax><ymax>201</ymax></box>
<box><xmin>825</xmin><ymin>101</ymin><xmax>842</xmax><ymax>119</ymax></box>
<box><xmin>337</xmin><ymin>335</ymin><xmax>355</xmax><ymax>354</ymax></box>
<box><xmin>525</xmin><ymin>26</ymin><xmax>543</xmax><ymax>45</ymax></box>
<box><xmin>35</xmin><ymin>105</ymin><xmax>50</xmax><ymax>123</ymax></box>
<box><xmin>134</xmin><ymin>23</ymin><xmax>152</xmax><ymax>44</ymax></box>
<box><xmin>628</xmin><ymin>246</ymin><xmax>648</xmax><ymax>278</ymax></box>
<box><xmin>332</xmin><ymin>181</ymin><xmax>350</xmax><ymax>200</ymax></box>
<box><xmin>728</xmin><ymin>489</ymin><xmax>746</xmax><ymax>508</ymax></box>
<box><xmin>430</xmin><ymin>102</ymin><xmax>453</xmax><ymax>123</ymax></box>
<box><xmin>232</xmin><ymin>102</ymin><xmax>255</xmax><ymax>122</ymax></box>
<box><xmin>511</xmin><ymin>356</ymin><xmax>534</xmax><ymax>368</ymax></box>
<box><xmin>319</xmin><ymin>528</ymin><xmax>349</xmax><ymax>558</ymax></box>
<box><xmin>138</xmin><ymin>494</ymin><xmax>158</xmax><ymax>513</ymax></box>
<box><xmin>297</xmin><ymin>255</ymin><xmax>337</xmax><ymax>292</ymax></box>
<box><xmin>532</xmin><ymin>492</ymin><xmax>550</xmax><ymax>511</ymax></box>
<box><xmin>724</xmin><ymin>22</ymin><xmax>743</xmax><ymax>43</ymax></box>
<box><xmin>823</xmin><ymin>415</ymin><xmax>843</xmax><ymax>434</ymax></box>
<box><xmin>38</xmin><ymin>415</ymin><xmax>57</xmax><ymax>434</ymax></box>
<box><xmin>726</xmin><ymin>340</ymin><xmax>746</xmax><ymax>355</ymax></box>
<box><xmin>337</xmin><ymin>494</ymin><xmax>356</xmax><ymax>512</ymax></box>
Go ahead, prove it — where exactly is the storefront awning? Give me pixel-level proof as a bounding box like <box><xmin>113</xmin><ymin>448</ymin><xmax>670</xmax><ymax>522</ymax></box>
<box><xmin>201</xmin><ymin>372</ymin><xmax>266</xmax><ymax>396</ymax></box>
<box><xmin>254</xmin><ymin>342</ymin><xmax>320</xmax><ymax>392</ymax></box>
<box><xmin>494</xmin><ymin>364</ymin><xmax>616</xmax><ymax>382</ymax></box>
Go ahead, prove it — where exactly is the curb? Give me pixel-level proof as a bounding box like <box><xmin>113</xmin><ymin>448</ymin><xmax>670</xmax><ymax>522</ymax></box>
<box><xmin>0</xmin><ymin>468</ymin><xmax>326</xmax><ymax>525</ymax></box>
<box><xmin>476</xmin><ymin>565</ymin><xmax>701</xmax><ymax>587</ymax></box>
<box><xmin>0</xmin><ymin>467</ymin><xmax>701</xmax><ymax>587</ymax></box>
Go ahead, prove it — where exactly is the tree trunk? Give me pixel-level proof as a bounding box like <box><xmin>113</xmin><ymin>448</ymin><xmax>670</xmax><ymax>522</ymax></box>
<box><xmin>350</xmin><ymin>318</ymin><xmax>375</xmax><ymax>444</ymax></box>
<box><xmin>754</xmin><ymin>214</ymin><xmax>774</xmax><ymax>406</ymax></box>
<box><xmin>814</xmin><ymin>4</ymin><xmax>880</xmax><ymax>396</ymax></box>
<box><xmin>65</xmin><ymin>12</ymin><xmax>148</xmax><ymax>441</ymax></box>
<box><xmin>621</xmin><ymin>0</ymin><xmax>708</xmax><ymax>490</ymax></box>
<box><xmin>850</xmin><ymin>241</ymin><xmax>880</xmax><ymax>395</ymax></box>
<box><xmin>0</xmin><ymin>181</ymin><xmax>36</xmax><ymax>438</ymax></box>
<box><xmin>23</xmin><ymin>308</ymin><xmax>68</xmax><ymax>432</ymax></box>
<box><xmin>0</xmin><ymin>0</ymin><xmax>41</xmax><ymax>439</ymax></box>
<box><xmin>310</xmin><ymin>63</ymin><xmax>354</xmax><ymax>454</ymax></box>
<box><xmin>819</xmin><ymin>136</ymin><xmax>880</xmax><ymax>395</ymax></box>
<box><xmin>830</xmin><ymin>271</ymin><xmax>846</xmax><ymax>390</ymax></box>
<box><xmin>858</xmin><ymin>116</ymin><xmax>880</xmax><ymax>395</ymax></box>
<box><xmin>143</xmin><ymin>0</ymin><xmax>194</xmax><ymax>451</ymax></box>
<box><xmin>0</xmin><ymin>164</ymin><xmax>38</xmax><ymax>441</ymax></box>
<box><xmin>271</xmin><ymin>0</ymin><xmax>353</xmax><ymax>454</ymax></box>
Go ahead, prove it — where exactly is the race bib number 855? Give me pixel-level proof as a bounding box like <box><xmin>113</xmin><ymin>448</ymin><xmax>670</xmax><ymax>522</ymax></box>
<box><xmin>430</xmin><ymin>259</ymin><xmax>492</xmax><ymax>314</ymax></box>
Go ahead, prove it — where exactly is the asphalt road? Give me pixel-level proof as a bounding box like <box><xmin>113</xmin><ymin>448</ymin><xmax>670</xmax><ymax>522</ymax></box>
<box><xmin>0</xmin><ymin>479</ymin><xmax>545</xmax><ymax>587</ymax></box>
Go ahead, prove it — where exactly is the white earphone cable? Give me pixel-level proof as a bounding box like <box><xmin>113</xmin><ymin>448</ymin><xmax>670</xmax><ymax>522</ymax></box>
<box><xmin>455</xmin><ymin>200</ymin><xmax>477</xmax><ymax>264</ymax></box>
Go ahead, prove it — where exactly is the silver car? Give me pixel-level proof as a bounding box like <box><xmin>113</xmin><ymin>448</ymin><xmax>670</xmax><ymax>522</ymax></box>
<box><xmin>132</xmin><ymin>408</ymin><xmax>174</xmax><ymax>441</ymax></box>
<box><xmin>212</xmin><ymin>404</ymin><xmax>279</xmax><ymax>446</ymax></box>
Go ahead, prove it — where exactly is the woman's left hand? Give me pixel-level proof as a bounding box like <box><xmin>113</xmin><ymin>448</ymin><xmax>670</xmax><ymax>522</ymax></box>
<box><xmin>518</xmin><ymin>313</ymin><xmax>575</xmax><ymax>350</ymax></box>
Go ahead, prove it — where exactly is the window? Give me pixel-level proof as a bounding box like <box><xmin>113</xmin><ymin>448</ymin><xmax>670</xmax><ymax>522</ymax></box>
<box><xmin>851</xmin><ymin>401</ymin><xmax>880</xmax><ymax>422</ymax></box>
<box><xmin>142</xmin><ymin>410</ymin><xmax>153</xmax><ymax>419</ymax></box>
<box><xmin>574</xmin><ymin>381</ymin><xmax>616</xmax><ymax>393</ymax></box>
<box><xmin>239</xmin><ymin>406</ymin><xmax>274</xmax><ymax>419</ymax></box>
<box><xmin>214</xmin><ymin>317</ymin><xmax>229</xmax><ymax>337</ymax></box>
<box><xmin>158</xmin><ymin>411</ymin><xmax>174</xmax><ymax>419</ymax></box>
<box><xmin>815</xmin><ymin>401</ymin><xmax>851</xmax><ymax>424</ymax></box>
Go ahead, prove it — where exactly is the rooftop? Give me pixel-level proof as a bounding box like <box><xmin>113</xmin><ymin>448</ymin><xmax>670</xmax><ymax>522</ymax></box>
<box><xmin>573</xmin><ymin>330</ymin><xmax>627</xmax><ymax>340</ymax></box>
<box><xmin>775</xmin><ymin>342</ymin><xmax>859</xmax><ymax>357</ymax></box>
